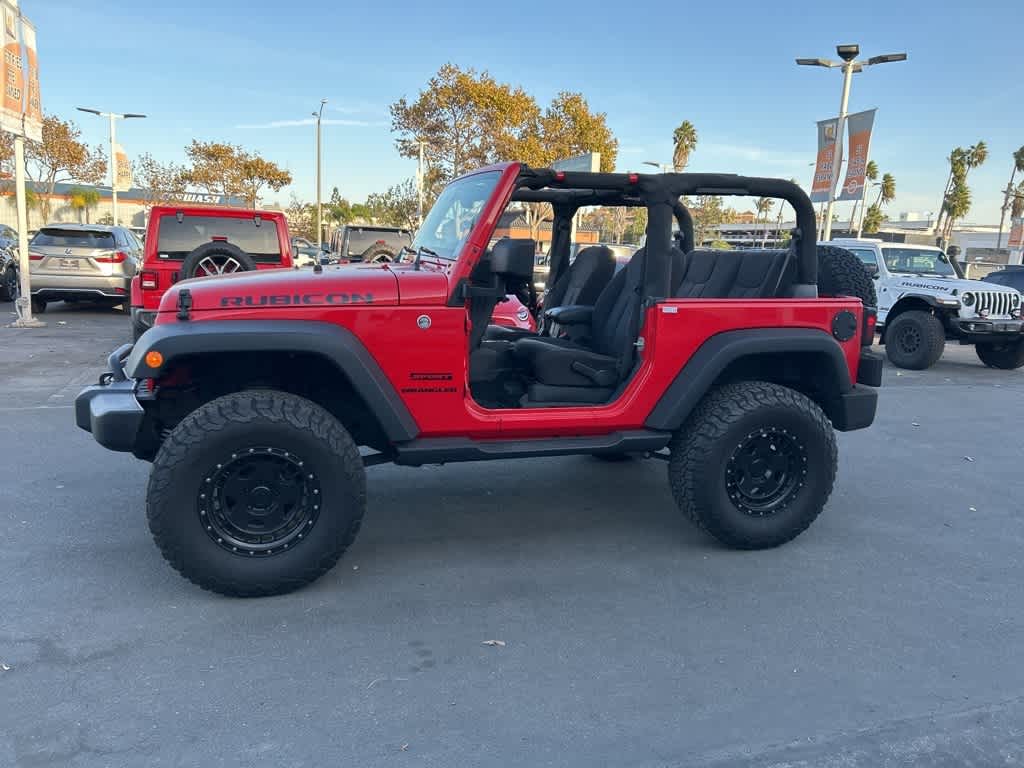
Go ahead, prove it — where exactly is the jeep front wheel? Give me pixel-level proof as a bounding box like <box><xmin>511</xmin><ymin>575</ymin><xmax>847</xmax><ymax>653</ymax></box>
<box><xmin>668</xmin><ymin>381</ymin><xmax>837</xmax><ymax>550</ymax></box>
<box><xmin>884</xmin><ymin>310</ymin><xmax>945</xmax><ymax>370</ymax></box>
<box><xmin>147</xmin><ymin>390</ymin><xmax>366</xmax><ymax>597</ymax></box>
<box><xmin>975</xmin><ymin>339</ymin><xmax>1024</xmax><ymax>370</ymax></box>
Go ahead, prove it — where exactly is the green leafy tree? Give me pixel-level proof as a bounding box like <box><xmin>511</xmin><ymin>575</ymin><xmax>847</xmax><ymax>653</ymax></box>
<box><xmin>862</xmin><ymin>204</ymin><xmax>886</xmax><ymax>234</ymax></box>
<box><xmin>690</xmin><ymin>195</ymin><xmax>726</xmax><ymax>245</ymax></box>
<box><xmin>937</xmin><ymin>141</ymin><xmax>987</xmax><ymax>237</ymax></box>
<box><xmin>754</xmin><ymin>196</ymin><xmax>774</xmax><ymax>246</ymax></box>
<box><xmin>68</xmin><ymin>186</ymin><xmax>100</xmax><ymax>223</ymax></box>
<box><xmin>672</xmin><ymin>120</ymin><xmax>698</xmax><ymax>172</ymax></box>
<box><xmin>849</xmin><ymin>161</ymin><xmax>878</xmax><ymax>231</ymax></box>
<box><xmin>390</xmin><ymin>63</ymin><xmax>539</xmax><ymax>191</ymax></box>
<box><xmin>24</xmin><ymin>114</ymin><xmax>107</xmax><ymax>222</ymax></box>
<box><xmin>709</xmin><ymin>239</ymin><xmax>732</xmax><ymax>250</ymax></box>
<box><xmin>625</xmin><ymin>206</ymin><xmax>647</xmax><ymax>243</ymax></box>
<box><xmin>136</xmin><ymin>153</ymin><xmax>188</xmax><ymax>210</ymax></box>
<box><xmin>366</xmin><ymin>179</ymin><xmax>419</xmax><ymax>230</ymax></box>
<box><xmin>238</xmin><ymin>155</ymin><xmax>292</xmax><ymax>209</ymax></box>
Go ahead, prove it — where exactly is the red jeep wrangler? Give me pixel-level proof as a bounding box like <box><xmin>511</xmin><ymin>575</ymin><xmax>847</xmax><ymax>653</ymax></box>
<box><xmin>130</xmin><ymin>206</ymin><xmax>296</xmax><ymax>341</ymax></box>
<box><xmin>77</xmin><ymin>164</ymin><xmax>881</xmax><ymax>597</ymax></box>
<box><xmin>131</xmin><ymin>204</ymin><xmax>532</xmax><ymax>339</ymax></box>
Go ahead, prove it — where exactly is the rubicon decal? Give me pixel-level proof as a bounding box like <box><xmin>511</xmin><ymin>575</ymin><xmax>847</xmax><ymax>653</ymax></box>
<box><xmin>219</xmin><ymin>292</ymin><xmax>375</xmax><ymax>307</ymax></box>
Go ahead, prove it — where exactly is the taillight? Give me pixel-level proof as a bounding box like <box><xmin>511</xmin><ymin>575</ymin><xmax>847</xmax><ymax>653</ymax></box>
<box><xmin>29</xmin><ymin>252</ymin><xmax>43</xmax><ymax>261</ymax></box>
<box><xmin>95</xmin><ymin>251</ymin><xmax>128</xmax><ymax>264</ymax></box>
<box><xmin>862</xmin><ymin>307</ymin><xmax>877</xmax><ymax>347</ymax></box>
<box><xmin>140</xmin><ymin>270</ymin><xmax>158</xmax><ymax>290</ymax></box>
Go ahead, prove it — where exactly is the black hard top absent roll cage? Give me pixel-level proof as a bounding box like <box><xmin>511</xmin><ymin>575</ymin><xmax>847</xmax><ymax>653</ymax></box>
<box><xmin>514</xmin><ymin>167</ymin><xmax>818</xmax><ymax>300</ymax></box>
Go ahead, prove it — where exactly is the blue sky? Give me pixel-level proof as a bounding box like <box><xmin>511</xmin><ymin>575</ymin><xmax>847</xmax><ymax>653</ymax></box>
<box><xmin>32</xmin><ymin>0</ymin><xmax>1023</xmax><ymax>221</ymax></box>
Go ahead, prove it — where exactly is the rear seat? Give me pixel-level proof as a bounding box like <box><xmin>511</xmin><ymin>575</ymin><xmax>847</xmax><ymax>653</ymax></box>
<box><xmin>674</xmin><ymin>248</ymin><xmax>795</xmax><ymax>299</ymax></box>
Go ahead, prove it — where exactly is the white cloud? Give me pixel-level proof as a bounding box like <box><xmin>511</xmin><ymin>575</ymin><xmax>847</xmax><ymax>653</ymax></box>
<box><xmin>332</xmin><ymin>102</ymin><xmax>384</xmax><ymax>116</ymax></box>
<box><xmin>235</xmin><ymin>118</ymin><xmax>387</xmax><ymax>129</ymax></box>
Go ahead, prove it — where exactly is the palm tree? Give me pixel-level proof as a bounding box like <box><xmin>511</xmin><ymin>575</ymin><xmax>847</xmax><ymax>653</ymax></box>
<box><xmin>966</xmin><ymin>141</ymin><xmax>988</xmax><ymax>171</ymax></box>
<box><xmin>996</xmin><ymin>145</ymin><xmax>1024</xmax><ymax>248</ymax></box>
<box><xmin>1011</xmin><ymin>180</ymin><xmax>1024</xmax><ymax>220</ymax></box>
<box><xmin>754</xmin><ymin>196</ymin><xmax>774</xmax><ymax>247</ymax></box>
<box><xmin>875</xmin><ymin>173</ymin><xmax>896</xmax><ymax>208</ymax></box>
<box><xmin>68</xmin><ymin>187</ymin><xmax>101</xmax><ymax>224</ymax></box>
<box><xmin>672</xmin><ymin>121</ymin><xmax>698</xmax><ymax>172</ymax></box>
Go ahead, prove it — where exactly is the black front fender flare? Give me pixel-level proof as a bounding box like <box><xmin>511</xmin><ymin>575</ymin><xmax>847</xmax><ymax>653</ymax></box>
<box><xmin>645</xmin><ymin>328</ymin><xmax>853</xmax><ymax>431</ymax></box>
<box><xmin>126</xmin><ymin>320</ymin><xmax>419</xmax><ymax>442</ymax></box>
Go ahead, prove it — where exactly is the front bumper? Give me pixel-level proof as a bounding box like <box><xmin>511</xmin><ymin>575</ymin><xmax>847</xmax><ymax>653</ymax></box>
<box><xmin>74</xmin><ymin>344</ymin><xmax>144</xmax><ymax>453</ymax></box>
<box><xmin>955</xmin><ymin>318</ymin><xmax>1023</xmax><ymax>343</ymax></box>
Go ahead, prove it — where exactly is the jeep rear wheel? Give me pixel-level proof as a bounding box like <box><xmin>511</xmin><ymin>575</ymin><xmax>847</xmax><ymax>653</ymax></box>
<box><xmin>975</xmin><ymin>339</ymin><xmax>1024</xmax><ymax>370</ymax></box>
<box><xmin>668</xmin><ymin>381</ymin><xmax>837</xmax><ymax>550</ymax></box>
<box><xmin>147</xmin><ymin>390</ymin><xmax>366</xmax><ymax>597</ymax></box>
<box><xmin>884</xmin><ymin>310</ymin><xmax>945</xmax><ymax>370</ymax></box>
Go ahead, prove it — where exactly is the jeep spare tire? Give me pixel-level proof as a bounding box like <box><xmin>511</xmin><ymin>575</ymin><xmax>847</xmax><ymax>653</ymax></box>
<box><xmin>181</xmin><ymin>242</ymin><xmax>257</xmax><ymax>279</ymax></box>
<box><xmin>816</xmin><ymin>245</ymin><xmax>877</xmax><ymax>309</ymax></box>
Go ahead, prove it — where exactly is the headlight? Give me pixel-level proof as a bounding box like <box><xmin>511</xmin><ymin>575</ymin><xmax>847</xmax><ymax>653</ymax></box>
<box><xmin>961</xmin><ymin>292</ymin><xmax>975</xmax><ymax>307</ymax></box>
<box><xmin>516</xmin><ymin>307</ymin><xmax>530</xmax><ymax>322</ymax></box>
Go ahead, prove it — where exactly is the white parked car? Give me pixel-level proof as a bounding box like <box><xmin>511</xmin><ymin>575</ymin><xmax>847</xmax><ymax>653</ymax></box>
<box><xmin>824</xmin><ymin>238</ymin><xmax>1024</xmax><ymax>370</ymax></box>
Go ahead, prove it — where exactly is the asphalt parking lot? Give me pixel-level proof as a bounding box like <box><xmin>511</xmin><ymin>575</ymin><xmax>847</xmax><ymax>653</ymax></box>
<box><xmin>2</xmin><ymin>300</ymin><xmax>1024</xmax><ymax>768</ymax></box>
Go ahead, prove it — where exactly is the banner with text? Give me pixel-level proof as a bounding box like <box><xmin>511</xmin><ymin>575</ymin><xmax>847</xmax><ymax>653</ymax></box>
<box><xmin>21</xmin><ymin>16</ymin><xmax>40</xmax><ymax>142</ymax></box>
<box><xmin>114</xmin><ymin>143</ymin><xmax>132</xmax><ymax>191</ymax></box>
<box><xmin>810</xmin><ymin>118</ymin><xmax>839</xmax><ymax>203</ymax></box>
<box><xmin>0</xmin><ymin>2</ymin><xmax>41</xmax><ymax>141</ymax></box>
<box><xmin>837</xmin><ymin>109</ymin><xmax>877</xmax><ymax>201</ymax></box>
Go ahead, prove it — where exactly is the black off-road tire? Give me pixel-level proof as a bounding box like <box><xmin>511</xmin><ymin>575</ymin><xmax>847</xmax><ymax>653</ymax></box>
<box><xmin>817</xmin><ymin>245</ymin><xmax>877</xmax><ymax>308</ymax></box>
<box><xmin>365</xmin><ymin>249</ymin><xmax>394</xmax><ymax>264</ymax></box>
<box><xmin>30</xmin><ymin>296</ymin><xmax>46</xmax><ymax>314</ymax></box>
<box><xmin>0</xmin><ymin>266</ymin><xmax>17</xmax><ymax>301</ymax></box>
<box><xmin>181</xmin><ymin>242</ymin><xmax>257</xmax><ymax>279</ymax></box>
<box><xmin>147</xmin><ymin>390</ymin><xmax>366</xmax><ymax>597</ymax></box>
<box><xmin>668</xmin><ymin>381</ymin><xmax>837</xmax><ymax>549</ymax></box>
<box><xmin>884</xmin><ymin>310</ymin><xmax>945</xmax><ymax>370</ymax></box>
<box><xmin>975</xmin><ymin>339</ymin><xmax>1024</xmax><ymax>370</ymax></box>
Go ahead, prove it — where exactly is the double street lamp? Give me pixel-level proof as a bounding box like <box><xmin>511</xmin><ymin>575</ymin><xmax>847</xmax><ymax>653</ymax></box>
<box><xmin>77</xmin><ymin>107</ymin><xmax>146</xmax><ymax>227</ymax></box>
<box><xmin>796</xmin><ymin>45</ymin><xmax>906</xmax><ymax>240</ymax></box>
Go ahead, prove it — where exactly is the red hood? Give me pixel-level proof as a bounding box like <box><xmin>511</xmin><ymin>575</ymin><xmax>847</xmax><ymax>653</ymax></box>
<box><xmin>158</xmin><ymin>262</ymin><xmax>449</xmax><ymax>312</ymax></box>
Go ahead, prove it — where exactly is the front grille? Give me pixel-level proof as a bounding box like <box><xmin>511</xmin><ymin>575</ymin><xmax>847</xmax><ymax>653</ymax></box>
<box><xmin>971</xmin><ymin>291</ymin><xmax>1019</xmax><ymax>318</ymax></box>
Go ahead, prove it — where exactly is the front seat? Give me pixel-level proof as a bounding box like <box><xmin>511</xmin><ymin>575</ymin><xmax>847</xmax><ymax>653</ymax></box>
<box><xmin>511</xmin><ymin>246</ymin><xmax>656</xmax><ymax>405</ymax></box>
<box><xmin>485</xmin><ymin>245</ymin><xmax>615</xmax><ymax>342</ymax></box>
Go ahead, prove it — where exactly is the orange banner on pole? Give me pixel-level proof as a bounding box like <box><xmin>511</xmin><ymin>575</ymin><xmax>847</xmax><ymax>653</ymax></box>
<box><xmin>838</xmin><ymin>109</ymin><xmax>877</xmax><ymax>201</ymax></box>
<box><xmin>21</xmin><ymin>17</ymin><xmax>40</xmax><ymax>142</ymax></box>
<box><xmin>810</xmin><ymin>118</ymin><xmax>838</xmax><ymax>203</ymax></box>
<box><xmin>0</xmin><ymin>2</ymin><xmax>42</xmax><ymax>141</ymax></box>
<box><xmin>0</xmin><ymin>4</ymin><xmax>22</xmax><ymax>133</ymax></box>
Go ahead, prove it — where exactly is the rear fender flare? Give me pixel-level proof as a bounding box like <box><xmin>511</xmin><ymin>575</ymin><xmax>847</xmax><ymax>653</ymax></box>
<box><xmin>124</xmin><ymin>320</ymin><xmax>419</xmax><ymax>442</ymax></box>
<box><xmin>645</xmin><ymin>328</ymin><xmax>853</xmax><ymax>431</ymax></box>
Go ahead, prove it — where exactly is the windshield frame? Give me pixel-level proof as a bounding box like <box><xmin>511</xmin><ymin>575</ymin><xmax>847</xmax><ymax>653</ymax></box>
<box><xmin>881</xmin><ymin>246</ymin><xmax>958</xmax><ymax>277</ymax></box>
<box><xmin>411</xmin><ymin>170</ymin><xmax>503</xmax><ymax>262</ymax></box>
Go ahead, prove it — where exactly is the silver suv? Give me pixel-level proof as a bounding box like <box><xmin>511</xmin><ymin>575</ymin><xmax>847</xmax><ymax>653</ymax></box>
<box><xmin>28</xmin><ymin>224</ymin><xmax>142</xmax><ymax>314</ymax></box>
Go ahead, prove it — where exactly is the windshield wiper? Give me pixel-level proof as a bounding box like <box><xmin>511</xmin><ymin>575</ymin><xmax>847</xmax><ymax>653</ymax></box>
<box><xmin>396</xmin><ymin>244</ymin><xmax>417</xmax><ymax>262</ymax></box>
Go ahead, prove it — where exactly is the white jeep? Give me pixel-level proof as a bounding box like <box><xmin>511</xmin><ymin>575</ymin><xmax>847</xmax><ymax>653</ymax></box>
<box><xmin>824</xmin><ymin>238</ymin><xmax>1024</xmax><ymax>371</ymax></box>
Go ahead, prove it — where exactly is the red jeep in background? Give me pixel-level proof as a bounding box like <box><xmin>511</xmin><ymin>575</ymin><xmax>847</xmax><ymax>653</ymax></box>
<box><xmin>78</xmin><ymin>163</ymin><xmax>880</xmax><ymax>597</ymax></box>
<box><xmin>130</xmin><ymin>206</ymin><xmax>296</xmax><ymax>340</ymax></box>
<box><xmin>130</xmin><ymin>204</ymin><xmax>532</xmax><ymax>339</ymax></box>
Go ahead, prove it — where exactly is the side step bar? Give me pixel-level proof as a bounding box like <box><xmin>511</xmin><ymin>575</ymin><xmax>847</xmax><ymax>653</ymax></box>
<box><xmin>393</xmin><ymin>430</ymin><xmax>672</xmax><ymax>466</ymax></box>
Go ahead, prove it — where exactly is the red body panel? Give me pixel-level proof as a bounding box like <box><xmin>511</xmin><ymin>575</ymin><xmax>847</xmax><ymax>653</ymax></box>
<box><xmin>137</xmin><ymin>206</ymin><xmax>294</xmax><ymax>312</ymax></box>
<box><xmin>156</xmin><ymin>294</ymin><xmax>862</xmax><ymax>439</ymax></box>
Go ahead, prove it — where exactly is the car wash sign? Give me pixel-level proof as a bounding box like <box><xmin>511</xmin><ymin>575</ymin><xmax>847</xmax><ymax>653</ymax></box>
<box><xmin>0</xmin><ymin>1</ymin><xmax>41</xmax><ymax>142</ymax></box>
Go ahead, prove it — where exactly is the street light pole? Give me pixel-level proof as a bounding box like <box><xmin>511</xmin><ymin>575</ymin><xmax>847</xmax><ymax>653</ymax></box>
<box><xmin>313</xmin><ymin>99</ymin><xmax>327</xmax><ymax>247</ymax></box>
<box><xmin>77</xmin><ymin>107</ymin><xmax>146</xmax><ymax>227</ymax></box>
<box><xmin>796</xmin><ymin>46</ymin><xmax>906</xmax><ymax>241</ymax></box>
<box><xmin>643</xmin><ymin>161</ymin><xmax>672</xmax><ymax>173</ymax></box>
